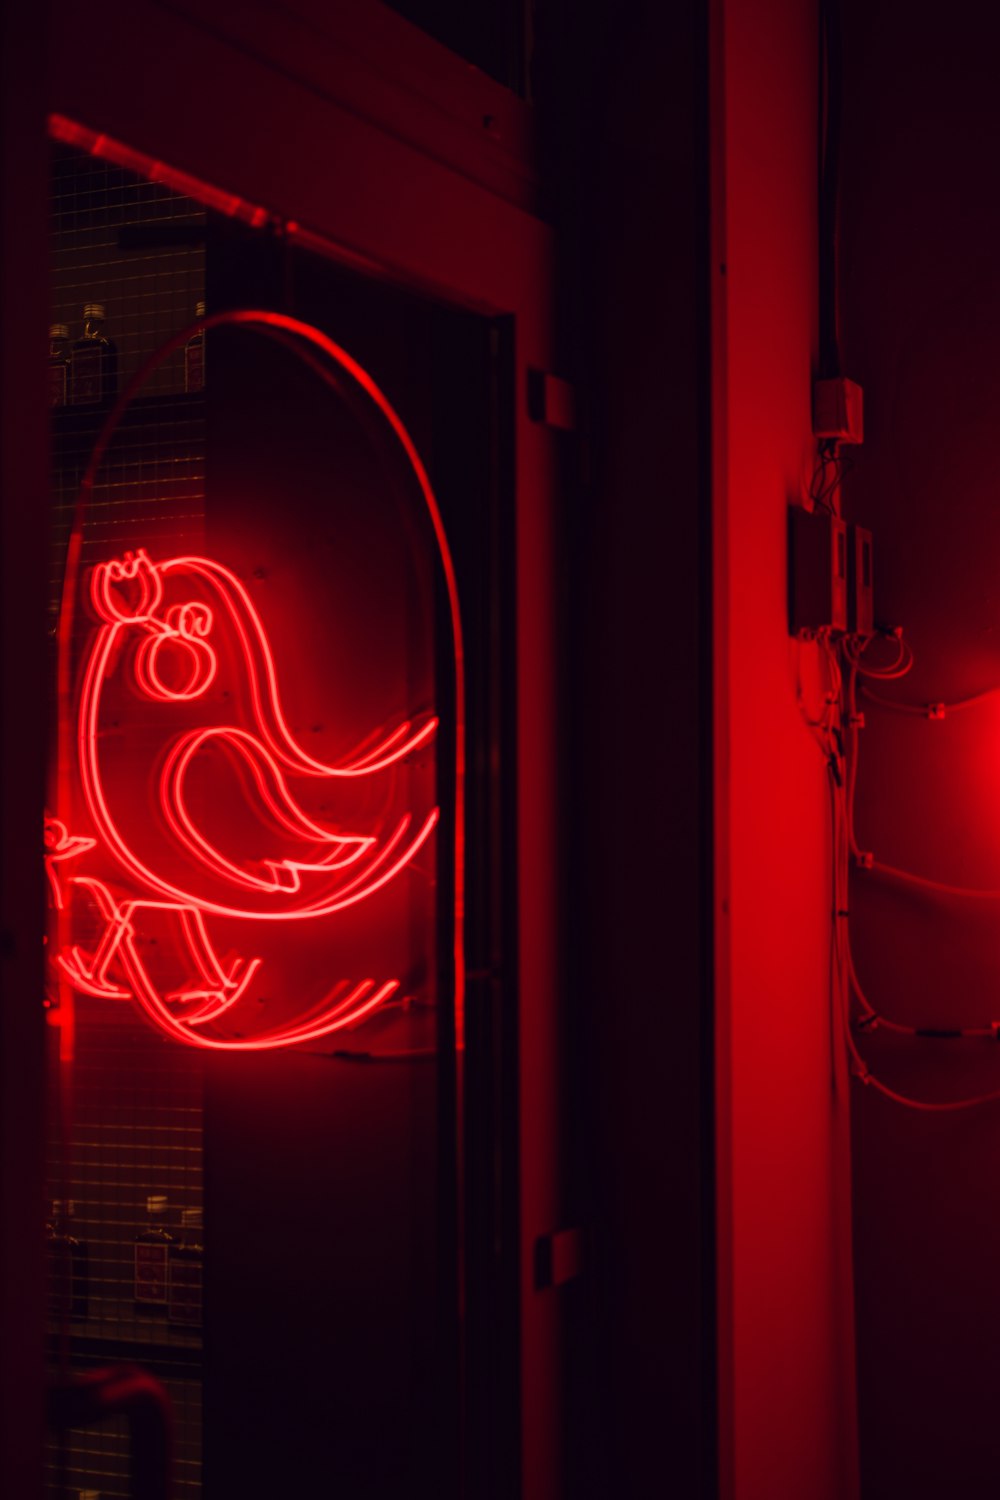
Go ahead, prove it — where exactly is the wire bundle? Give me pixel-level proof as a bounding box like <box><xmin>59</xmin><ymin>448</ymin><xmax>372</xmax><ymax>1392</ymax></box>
<box><xmin>801</xmin><ymin>624</ymin><xmax>1000</xmax><ymax>1111</ymax></box>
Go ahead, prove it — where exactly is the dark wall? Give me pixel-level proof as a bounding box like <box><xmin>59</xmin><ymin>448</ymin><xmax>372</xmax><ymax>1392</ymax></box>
<box><xmin>538</xmin><ymin>1</ymin><xmax>717</xmax><ymax>1494</ymax></box>
<box><xmin>841</xmin><ymin>5</ymin><xmax>1000</xmax><ymax>1496</ymax></box>
<box><xmin>381</xmin><ymin>0</ymin><xmax>527</xmax><ymax>93</ymax></box>
<box><xmin>0</xmin><ymin>6</ymin><xmax>49</xmax><ymax>1499</ymax></box>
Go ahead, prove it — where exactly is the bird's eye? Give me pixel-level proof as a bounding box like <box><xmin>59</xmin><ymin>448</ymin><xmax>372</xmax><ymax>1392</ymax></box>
<box><xmin>134</xmin><ymin>618</ymin><xmax>218</xmax><ymax>702</ymax></box>
<box><xmin>175</xmin><ymin>602</ymin><xmax>213</xmax><ymax>639</ymax></box>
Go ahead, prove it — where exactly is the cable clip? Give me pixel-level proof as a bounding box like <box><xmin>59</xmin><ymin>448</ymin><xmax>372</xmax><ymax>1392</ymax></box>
<box><xmin>849</xmin><ymin>711</ymin><xmax>866</xmax><ymax>729</ymax></box>
<box><xmin>855</xmin><ymin>851</ymin><xmax>874</xmax><ymax>870</ymax></box>
<box><xmin>856</xmin><ymin>1013</ymin><xmax>879</xmax><ymax>1032</ymax></box>
<box><xmin>927</xmin><ymin>703</ymin><xmax>946</xmax><ymax>720</ymax></box>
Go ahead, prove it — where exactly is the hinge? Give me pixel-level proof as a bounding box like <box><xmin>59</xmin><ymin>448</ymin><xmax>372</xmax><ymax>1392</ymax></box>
<box><xmin>527</xmin><ymin>369</ymin><xmax>576</xmax><ymax>431</ymax></box>
<box><xmin>534</xmin><ymin>1225</ymin><xmax>586</xmax><ymax>1290</ymax></box>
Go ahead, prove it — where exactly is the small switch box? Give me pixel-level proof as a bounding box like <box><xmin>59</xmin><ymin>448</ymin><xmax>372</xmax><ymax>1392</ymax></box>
<box><xmin>813</xmin><ymin>378</ymin><xmax>864</xmax><ymax>444</ymax></box>
<box><xmin>789</xmin><ymin>505</ymin><xmax>848</xmax><ymax>635</ymax></box>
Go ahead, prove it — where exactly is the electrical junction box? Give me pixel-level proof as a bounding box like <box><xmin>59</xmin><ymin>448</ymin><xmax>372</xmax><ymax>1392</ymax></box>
<box><xmin>849</xmin><ymin>524</ymin><xmax>874</xmax><ymax>637</ymax></box>
<box><xmin>789</xmin><ymin>504</ymin><xmax>848</xmax><ymax>635</ymax></box>
<box><xmin>813</xmin><ymin>377</ymin><xmax>864</xmax><ymax>444</ymax></box>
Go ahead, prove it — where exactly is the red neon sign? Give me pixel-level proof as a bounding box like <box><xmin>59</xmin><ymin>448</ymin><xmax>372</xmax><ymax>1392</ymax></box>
<box><xmin>49</xmin><ymin>549</ymin><xmax>437</xmax><ymax>1049</ymax></box>
<box><xmin>50</xmin><ymin>310</ymin><xmax>464</xmax><ymax>1051</ymax></box>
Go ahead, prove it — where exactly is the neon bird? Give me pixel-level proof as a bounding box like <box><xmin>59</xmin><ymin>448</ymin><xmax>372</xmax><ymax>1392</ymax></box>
<box><xmin>50</xmin><ymin>547</ymin><xmax>438</xmax><ymax>1049</ymax></box>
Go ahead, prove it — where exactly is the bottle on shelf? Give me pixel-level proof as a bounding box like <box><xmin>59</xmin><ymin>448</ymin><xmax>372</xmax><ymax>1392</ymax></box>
<box><xmin>168</xmin><ymin>1207</ymin><xmax>204</xmax><ymax>1327</ymax></box>
<box><xmin>49</xmin><ymin>324</ymin><xmax>71</xmax><ymax>407</ymax></box>
<box><xmin>46</xmin><ymin>1198</ymin><xmax>89</xmax><ymax>1321</ymax></box>
<box><xmin>184</xmin><ymin>300</ymin><xmax>206</xmax><ymax>393</ymax></box>
<box><xmin>70</xmin><ymin>302</ymin><xmax>118</xmax><ymax>406</ymax></box>
<box><xmin>134</xmin><ymin>1194</ymin><xmax>174</xmax><ymax>1309</ymax></box>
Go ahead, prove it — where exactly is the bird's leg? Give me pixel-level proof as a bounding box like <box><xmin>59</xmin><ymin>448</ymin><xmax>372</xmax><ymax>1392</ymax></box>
<box><xmin>53</xmin><ymin>876</ymin><xmax>133</xmax><ymax>999</ymax></box>
<box><xmin>162</xmin><ymin>906</ymin><xmax>262</xmax><ymax>1022</ymax></box>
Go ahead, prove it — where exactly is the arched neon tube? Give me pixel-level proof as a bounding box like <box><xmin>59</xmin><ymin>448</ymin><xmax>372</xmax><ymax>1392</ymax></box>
<box><xmin>53</xmin><ymin>311</ymin><xmax>464</xmax><ymax>1050</ymax></box>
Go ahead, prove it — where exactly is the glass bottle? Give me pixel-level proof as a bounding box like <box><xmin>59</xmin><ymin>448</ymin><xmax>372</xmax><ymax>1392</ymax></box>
<box><xmin>134</xmin><ymin>1194</ymin><xmax>173</xmax><ymax>1308</ymax></box>
<box><xmin>168</xmin><ymin>1207</ymin><xmax>204</xmax><ymax>1327</ymax></box>
<box><xmin>184</xmin><ymin>300</ymin><xmax>206</xmax><ymax>393</ymax></box>
<box><xmin>70</xmin><ymin>302</ymin><xmax>118</xmax><ymax>406</ymax></box>
<box><xmin>47</xmin><ymin>1198</ymin><xmax>89</xmax><ymax>1321</ymax></box>
<box><xmin>49</xmin><ymin>324</ymin><xmax>71</xmax><ymax>407</ymax></box>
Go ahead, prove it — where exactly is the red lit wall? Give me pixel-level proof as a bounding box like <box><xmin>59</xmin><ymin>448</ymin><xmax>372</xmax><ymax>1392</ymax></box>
<box><xmin>841</xmin><ymin>6</ymin><xmax>1000</xmax><ymax>1495</ymax></box>
<box><xmin>716</xmin><ymin>1</ymin><xmax>859</xmax><ymax>1495</ymax></box>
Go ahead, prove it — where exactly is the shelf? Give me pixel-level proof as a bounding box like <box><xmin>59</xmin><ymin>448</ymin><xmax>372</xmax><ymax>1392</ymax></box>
<box><xmin>51</xmin><ymin>389</ymin><xmax>206</xmax><ymax>468</ymax></box>
<box><xmin>49</xmin><ymin>1338</ymin><xmax>202</xmax><ymax>1383</ymax></box>
<box><xmin>49</xmin><ymin>1295</ymin><xmax>203</xmax><ymax>1368</ymax></box>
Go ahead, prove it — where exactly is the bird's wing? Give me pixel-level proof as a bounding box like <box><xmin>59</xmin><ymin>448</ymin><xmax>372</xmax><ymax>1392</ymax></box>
<box><xmin>161</xmin><ymin>726</ymin><xmax>377</xmax><ymax>896</ymax></box>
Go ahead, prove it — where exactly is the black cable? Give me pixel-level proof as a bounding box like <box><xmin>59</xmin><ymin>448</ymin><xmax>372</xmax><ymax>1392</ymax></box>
<box><xmin>819</xmin><ymin>0</ymin><xmax>843</xmax><ymax>378</ymax></box>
